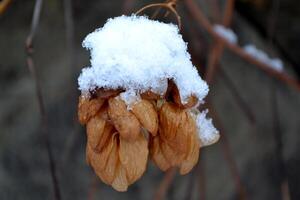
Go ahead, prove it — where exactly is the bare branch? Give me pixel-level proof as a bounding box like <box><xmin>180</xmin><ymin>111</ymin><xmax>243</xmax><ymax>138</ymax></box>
<box><xmin>25</xmin><ymin>1</ymin><xmax>62</xmax><ymax>199</ymax></box>
<box><xmin>154</xmin><ymin>167</ymin><xmax>177</xmax><ymax>200</ymax></box>
<box><xmin>184</xmin><ymin>0</ymin><xmax>300</xmax><ymax>91</ymax></box>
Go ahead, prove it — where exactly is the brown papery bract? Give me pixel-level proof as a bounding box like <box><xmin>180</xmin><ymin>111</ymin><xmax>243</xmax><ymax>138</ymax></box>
<box><xmin>132</xmin><ymin>99</ymin><xmax>158</xmax><ymax>136</ymax></box>
<box><xmin>108</xmin><ymin>97</ymin><xmax>141</xmax><ymax>141</ymax></box>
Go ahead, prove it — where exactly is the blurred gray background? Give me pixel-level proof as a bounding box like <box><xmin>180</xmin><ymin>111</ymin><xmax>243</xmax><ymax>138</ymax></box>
<box><xmin>0</xmin><ymin>0</ymin><xmax>300</xmax><ymax>199</ymax></box>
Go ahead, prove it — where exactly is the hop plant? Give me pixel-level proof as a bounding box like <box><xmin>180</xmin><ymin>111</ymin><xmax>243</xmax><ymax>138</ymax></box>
<box><xmin>77</xmin><ymin>16</ymin><xmax>219</xmax><ymax>191</ymax></box>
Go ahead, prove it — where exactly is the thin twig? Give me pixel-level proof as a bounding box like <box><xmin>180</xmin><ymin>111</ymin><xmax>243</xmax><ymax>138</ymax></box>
<box><xmin>135</xmin><ymin>0</ymin><xmax>182</xmax><ymax>30</ymax></box>
<box><xmin>184</xmin><ymin>0</ymin><xmax>300</xmax><ymax>91</ymax></box>
<box><xmin>25</xmin><ymin>0</ymin><xmax>61</xmax><ymax>199</ymax></box>
<box><xmin>154</xmin><ymin>167</ymin><xmax>177</xmax><ymax>200</ymax></box>
<box><xmin>197</xmin><ymin>161</ymin><xmax>206</xmax><ymax>200</ymax></box>
<box><xmin>205</xmin><ymin>0</ymin><xmax>235</xmax><ymax>84</ymax></box>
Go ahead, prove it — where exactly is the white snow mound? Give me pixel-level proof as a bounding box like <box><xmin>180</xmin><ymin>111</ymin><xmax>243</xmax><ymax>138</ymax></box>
<box><xmin>195</xmin><ymin>110</ymin><xmax>220</xmax><ymax>147</ymax></box>
<box><xmin>78</xmin><ymin>15</ymin><xmax>209</xmax><ymax>103</ymax></box>
<box><xmin>243</xmin><ymin>44</ymin><xmax>284</xmax><ymax>72</ymax></box>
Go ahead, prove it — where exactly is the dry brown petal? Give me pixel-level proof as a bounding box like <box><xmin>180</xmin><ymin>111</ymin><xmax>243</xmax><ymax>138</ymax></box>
<box><xmin>111</xmin><ymin>163</ymin><xmax>128</xmax><ymax>192</ymax></box>
<box><xmin>159</xmin><ymin>102</ymin><xmax>182</xmax><ymax>141</ymax></box>
<box><xmin>86</xmin><ymin>133</ymin><xmax>117</xmax><ymax>183</ymax></box>
<box><xmin>158</xmin><ymin>102</ymin><xmax>199</xmax><ymax>169</ymax></box>
<box><xmin>179</xmin><ymin>130</ymin><xmax>200</xmax><ymax>175</ymax></box>
<box><xmin>150</xmin><ymin>136</ymin><xmax>171</xmax><ymax>171</ymax></box>
<box><xmin>108</xmin><ymin>96</ymin><xmax>140</xmax><ymax>141</ymax></box>
<box><xmin>119</xmin><ymin>132</ymin><xmax>148</xmax><ymax>184</ymax></box>
<box><xmin>140</xmin><ymin>90</ymin><xmax>161</xmax><ymax>100</ymax></box>
<box><xmin>78</xmin><ymin>96</ymin><xmax>104</xmax><ymax>125</ymax></box>
<box><xmin>172</xmin><ymin>84</ymin><xmax>198</xmax><ymax>109</ymax></box>
<box><xmin>131</xmin><ymin>99</ymin><xmax>158</xmax><ymax>136</ymax></box>
<box><xmin>94</xmin><ymin>88</ymin><xmax>124</xmax><ymax>99</ymax></box>
<box><xmin>96</xmin><ymin>134</ymin><xmax>119</xmax><ymax>184</ymax></box>
<box><xmin>160</xmin><ymin>138</ymin><xmax>186</xmax><ymax>166</ymax></box>
<box><xmin>86</xmin><ymin>113</ymin><xmax>106</xmax><ymax>150</ymax></box>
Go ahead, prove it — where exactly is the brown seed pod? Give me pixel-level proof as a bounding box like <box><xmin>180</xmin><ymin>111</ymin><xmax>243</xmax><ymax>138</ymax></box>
<box><xmin>111</xmin><ymin>163</ymin><xmax>128</xmax><ymax>192</ymax></box>
<box><xmin>119</xmin><ymin>132</ymin><xmax>148</xmax><ymax>184</ymax></box>
<box><xmin>94</xmin><ymin>88</ymin><xmax>124</xmax><ymax>99</ymax></box>
<box><xmin>150</xmin><ymin>136</ymin><xmax>171</xmax><ymax>171</ymax></box>
<box><xmin>171</xmin><ymin>84</ymin><xmax>198</xmax><ymax>109</ymax></box>
<box><xmin>159</xmin><ymin>102</ymin><xmax>190</xmax><ymax>154</ymax></box>
<box><xmin>78</xmin><ymin>96</ymin><xmax>105</xmax><ymax>125</ymax></box>
<box><xmin>86</xmin><ymin>133</ymin><xmax>118</xmax><ymax>183</ymax></box>
<box><xmin>140</xmin><ymin>90</ymin><xmax>161</xmax><ymax>100</ymax></box>
<box><xmin>131</xmin><ymin>99</ymin><xmax>158</xmax><ymax>136</ymax></box>
<box><xmin>108</xmin><ymin>96</ymin><xmax>141</xmax><ymax>141</ymax></box>
<box><xmin>179</xmin><ymin>130</ymin><xmax>200</xmax><ymax>175</ymax></box>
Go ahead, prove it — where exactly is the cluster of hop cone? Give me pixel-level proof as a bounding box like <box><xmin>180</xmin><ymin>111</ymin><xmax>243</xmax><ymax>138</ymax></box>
<box><xmin>78</xmin><ymin>81</ymin><xmax>209</xmax><ymax>191</ymax></box>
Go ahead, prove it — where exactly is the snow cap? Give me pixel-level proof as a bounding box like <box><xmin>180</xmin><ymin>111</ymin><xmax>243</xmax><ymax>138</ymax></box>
<box><xmin>78</xmin><ymin>15</ymin><xmax>209</xmax><ymax>103</ymax></box>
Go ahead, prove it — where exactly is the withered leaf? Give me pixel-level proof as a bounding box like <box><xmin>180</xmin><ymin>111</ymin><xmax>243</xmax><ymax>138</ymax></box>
<box><xmin>172</xmin><ymin>84</ymin><xmax>198</xmax><ymax>109</ymax></box>
<box><xmin>132</xmin><ymin>99</ymin><xmax>158</xmax><ymax>136</ymax></box>
<box><xmin>179</xmin><ymin>129</ymin><xmax>200</xmax><ymax>175</ymax></box>
<box><xmin>111</xmin><ymin>163</ymin><xmax>128</xmax><ymax>192</ymax></box>
<box><xmin>86</xmin><ymin>112</ymin><xmax>106</xmax><ymax>150</ymax></box>
<box><xmin>119</xmin><ymin>132</ymin><xmax>149</xmax><ymax>184</ymax></box>
<box><xmin>78</xmin><ymin>96</ymin><xmax>104</xmax><ymax>125</ymax></box>
<box><xmin>150</xmin><ymin>136</ymin><xmax>171</xmax><ymax>171</ymax></box>
<box><xmin>108</xmin><ymin>97</ymin><xmax>140</xmax><ymax>141</ymax></box>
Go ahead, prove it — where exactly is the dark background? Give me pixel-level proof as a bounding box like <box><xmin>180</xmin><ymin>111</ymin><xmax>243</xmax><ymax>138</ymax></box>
<box><xmin>0</xmin><ymin>0</ymin><xmax>300</xmax><ymax>199</ymax></box>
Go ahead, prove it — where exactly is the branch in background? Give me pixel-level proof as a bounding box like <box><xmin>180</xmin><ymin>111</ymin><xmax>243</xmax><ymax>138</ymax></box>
<box><xmin>207</xmin><ymin>101</ymin><xmax>248</xmax><ymax>200</ymax></box>
<box><xmin>219</xmin><ymin>66</ymin><xmax>256</xmax><ymax>124</ymax></box>
<box><xmin>205</xmin><ymin>0</ymin><xmax>235</xmax><ymax>83</ymax></box>
<box><xmin>184</xmin><ymin>169</ymin><xmax>196</xmax><ymax>200</ymax></box>
<box><xmin>197</xmin><ymin>157</ymin><xmax>206</xmax><ymax>200</ymax></box>
<box><xmin>0</xmin><ymin>0</ymin><xmax>12</xmax><ymax>15</ymax></box>
<box><xmin>154</xmin><ymin>167</ymin><xmax>177</xmax><ymax>200</ymax></box>
<box><xmin>25</xmin><ymin>0</ymin><xmax>61</xmax><ymax>199</ymax></box>
<box><xmin>184</xmin><ymin>0</ymin><xmax>300</xmax><ymax>91</ymax></box>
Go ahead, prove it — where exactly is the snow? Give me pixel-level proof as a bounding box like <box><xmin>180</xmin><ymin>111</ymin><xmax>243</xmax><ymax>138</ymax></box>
<box><xmin>195</xmin><ymin>110</ymin><xmax>220</xmax><ymax>147</ymax></box>
<box><xmin>243</xmin><ymin>44</ymin><xmax>284</xmax><ymax>72</ymax></box>
<box><xmin>78</xmin><ymin>15</ymin><xmax>209</xmax><ymax>104</ymax></box>
<box><xmin>213</xmin><ymin>24</ymin><xmax>237</xmax><ymax>44</ymax></box>
<box><xmin>120</xmin><ymin>89</ymin><xmax>141</xmax><ymax>109</ymax></box>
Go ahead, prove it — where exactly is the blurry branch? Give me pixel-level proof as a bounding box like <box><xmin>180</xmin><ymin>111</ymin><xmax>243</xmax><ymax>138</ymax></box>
<box><xmin>184</xmin><ymin>0</ymin><xmax>300</xmax><ymax>91</ymax></box>
<box><xmin>205</xmin><ymin>0</ymin><xmax>235</xmax><ymax>84</ymax></box>
<box><xmin>87</xmin><ymin>176</ymin><xmax>98</xmax><ymax>200</ymax></box>
<box><xmin>25</xmin><ymin>0</ymin><xmax>62</xmax><ymax>200</ymax></box>
<box><xmin>154</xmin><ymin>167</ymin><xmax>177</xmax><ymax>200</ymax></box>
<box><xmin>219</xmin><ymin>66</ymin><xmax>256</xmax><ymax>124</ymax></box>
<box><xmin>207</xmin><ymin>101</ymin><xmax>248</xmax><ymax>200</ymax></box>
<box><xmin>205</xmin><ymin>0</ymin><xmax>221</xmax><ymax>23</ymax></box>
<box><xmin>136</xmin><ymin>0</ymin><xmax>182</xmax><ymax>30</ymax></box>
<box><xmin>184</xmin><ymin>169</ymin><xmax>196</xmax><ymax>200</ymax></box>
<box><xmin>0</xmin><ymin>0</ymin><xmax>12</xmax><ymax>15</ymax></box>
<box><xmin>197</xmin><ymin>160</ymin><xmax>206</xmax><ymax>200</ymax></box>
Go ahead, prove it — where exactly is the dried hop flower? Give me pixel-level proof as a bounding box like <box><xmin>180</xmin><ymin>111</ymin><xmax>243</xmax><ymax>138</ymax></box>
<box><xmin>77</xmin><ymin>16</ymin><xmax>220</xmax><ymax>191</ymax></box>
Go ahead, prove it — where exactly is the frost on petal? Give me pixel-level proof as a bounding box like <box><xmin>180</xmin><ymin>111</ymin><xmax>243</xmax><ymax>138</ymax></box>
<box><xmin>78</xmin><ymin>15</ymin><xmax>209</xmax><ymax>105</ymax></box>
<box><xmin>195</xmin><ymin>110</ymin><xmax>220</xmax><ymax>147</ymax></box>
